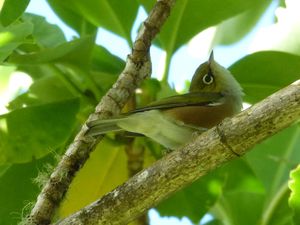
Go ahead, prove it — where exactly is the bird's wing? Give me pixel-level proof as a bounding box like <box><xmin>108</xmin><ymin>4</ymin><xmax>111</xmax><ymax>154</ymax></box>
<box><xmin>130</xmin><ymin>92</ymin><xmax>224</xmax><ymax>113</ymax></box>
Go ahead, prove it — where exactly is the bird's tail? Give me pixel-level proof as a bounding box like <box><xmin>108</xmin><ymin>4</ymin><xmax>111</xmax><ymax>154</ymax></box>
<box><xmin>86</xmin><ymin>118</ymin><xmax>124</xmax><ymax>136</ymax></box>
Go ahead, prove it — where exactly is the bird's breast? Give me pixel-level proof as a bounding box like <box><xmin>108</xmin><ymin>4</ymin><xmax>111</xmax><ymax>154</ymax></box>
<box><xmin>162</xmin><ymin>100</ymin><xmax>238</xmax><ymax>129</ymax></box>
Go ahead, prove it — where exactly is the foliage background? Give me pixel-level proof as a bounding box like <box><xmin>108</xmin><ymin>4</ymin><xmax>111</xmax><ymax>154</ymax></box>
<box><xmin>0</xmin><ymin>0</ymin><xmax>299</xmax><ymax>224</ymax></box>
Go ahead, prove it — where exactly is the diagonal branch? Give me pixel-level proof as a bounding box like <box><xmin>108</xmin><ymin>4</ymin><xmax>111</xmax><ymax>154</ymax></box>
<box><xmin>26</xmin><ymin>1</ymin><xmax>176</xmax><ymax>224</ymax></box>
<box><xmin>54</xmin><ymin>80</ymin><xmax>300</xmax><ymax>225</ymax></box>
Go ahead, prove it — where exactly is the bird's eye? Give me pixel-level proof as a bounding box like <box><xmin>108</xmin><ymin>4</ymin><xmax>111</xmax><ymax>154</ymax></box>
<box><xmin>202</xmin><ymin>74</ymin><xmax>214</xmax><ymax>85</ymax></box>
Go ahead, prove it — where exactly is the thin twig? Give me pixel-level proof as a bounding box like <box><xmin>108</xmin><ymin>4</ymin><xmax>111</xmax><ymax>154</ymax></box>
<box><xmin>26</xmin><ymin>1</ymin><xmax>176</xmax><ymax>224</ymax></box>
<box><xmin>54</xmin><ymin>80</ymin><xmax>300</xmax><ymax>225</ymax></box>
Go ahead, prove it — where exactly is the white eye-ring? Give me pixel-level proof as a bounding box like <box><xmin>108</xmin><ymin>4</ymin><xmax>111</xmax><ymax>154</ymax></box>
<box><xmin>202</xmin><ymin>74</ymin><xmax>214</xmax><ymax>85</ymax></box>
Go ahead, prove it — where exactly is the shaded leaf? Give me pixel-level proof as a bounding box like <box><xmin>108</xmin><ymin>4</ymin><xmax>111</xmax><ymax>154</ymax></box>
<box><xmin>7</xmin><ymin>36</ymin><xmax>94</xmax><ymax>66</ymax></box>
<box><xmin>156</xmin><ymin>172</ymin><xmax>224</xmax><ymax>223</ymax></box>
<box><xmin>0</xmin><ymin>155</ymin><xmax>54</xmax><ymax>225</ymax></box>
<box><xmin>0</xmin><ymin>98</ymin><xmax>79</xmax><ymax>164</ymax></box>
<box><xmin>0</xmin><ymin>0</ymin><xmax>30</xmax><ymax>26</ymax></box>
<box><xmin>22</xmin><ymin>13</ymin><xmax>66</xmax><ymax>48</ymax></box>
<box><xmin>229</xmin><ymin>51</ymin><xmax>300</xmax><ymax>103</ymax></box>
<box><xmin>289</xmin><ymin>164</ymin><xmax>300</xmax><ymax>225</ymax></box>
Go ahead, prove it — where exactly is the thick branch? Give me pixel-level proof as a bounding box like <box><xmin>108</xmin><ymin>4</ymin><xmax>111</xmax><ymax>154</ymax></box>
<box><xmin>54</xmin><ymin>81</ymin><xmax>300</xmax><ymax>225</ymax></box>
<box><xmin>26</xmin><ymin>1</ymin><xmax>176</xmax><ymax>224</ymax></box>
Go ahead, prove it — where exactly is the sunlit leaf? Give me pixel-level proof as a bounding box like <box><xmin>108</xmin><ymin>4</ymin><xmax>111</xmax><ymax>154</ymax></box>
<box><xmin>289</xmin><ymin>164</ymin><xmax>300</xmax><ymax>225</ymax></box>
<box><xmin>58</xmin><ymin>139</ymin><xmax>128</xmax><ymax>218</ymax></box>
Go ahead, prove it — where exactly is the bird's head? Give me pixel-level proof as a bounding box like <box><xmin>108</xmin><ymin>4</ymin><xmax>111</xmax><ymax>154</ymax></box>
<box><xmin>189</xmin><ymin>51</ymin><xmax>243</xmax><ymax>99</ymax></box>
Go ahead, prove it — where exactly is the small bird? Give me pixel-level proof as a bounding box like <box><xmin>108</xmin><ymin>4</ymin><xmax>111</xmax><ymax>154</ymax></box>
<box><xmin>87</xmin><ymin>52</ymin><xmax>243</xmax><ymax>149</ymax></box>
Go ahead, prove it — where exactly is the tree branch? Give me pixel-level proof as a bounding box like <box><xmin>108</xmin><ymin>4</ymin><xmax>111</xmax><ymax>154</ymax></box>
<box><xmin>26</xmin><ymin>1</ymin><xmax>176</xmax><ymax>224</ymax></box>
<box><xmin>54</xmin><ymin>80</ymin><xmax>300</xmax><ymax>225</ymax></box>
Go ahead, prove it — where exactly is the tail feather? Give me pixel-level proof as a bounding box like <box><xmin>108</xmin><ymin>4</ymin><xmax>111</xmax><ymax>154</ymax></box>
<box><xmin>86</xmin><ymin>118</ymin><xmax>124</xmax><ymax>136</ymax></box>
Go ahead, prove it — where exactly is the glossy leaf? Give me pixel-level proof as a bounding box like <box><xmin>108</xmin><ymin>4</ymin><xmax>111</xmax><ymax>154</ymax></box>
<box><xmin>0</xmin><ymin>0</ymin><xmax>30</xmax><ymax>26</ymax></box>
<box><xmin>289</xmin><ymin>164</ymin><xmax>300</xmax><ymax>225</ymax></box>
<box><xmin>0</xmin><ymin>98</ymin><xmax>79</xmax><ymax>164</ymax></box>
<box><xmin>140</xmin><ymin>0</ymin><xmax>264</xmax><ymax>55</ymax></box>
<box><xmin>0</xmin><ymin>21</ymin><xmax>33</xmax><ymax>62</ymax></box>
<box><xmin>229</xmin><ymin>51</ymin><xmax>300</xmax><ymax>103</ymax></box>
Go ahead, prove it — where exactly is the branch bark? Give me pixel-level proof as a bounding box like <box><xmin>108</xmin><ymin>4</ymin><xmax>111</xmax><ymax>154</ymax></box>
<box><xmin>26</xmin><ymin>1</ymin><xmax>176</xmax><ymax>224</ymax></box>
<box><xmin>54</xmin><ymin>80</ymin><xmax>300</xmax><ymax>225</ymax></box>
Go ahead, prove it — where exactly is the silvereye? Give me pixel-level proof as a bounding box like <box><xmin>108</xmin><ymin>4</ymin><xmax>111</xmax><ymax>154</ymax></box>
<box><xmin>87</xmin><ymin>52</ymin><xmax>243</xmax><ymax>149</ymax></box>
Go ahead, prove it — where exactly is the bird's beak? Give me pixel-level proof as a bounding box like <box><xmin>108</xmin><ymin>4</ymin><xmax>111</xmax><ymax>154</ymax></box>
<box><xmin>208</xmin><ymin>50</ymin><xmax>214</xmax><ymax>65</ymax></box>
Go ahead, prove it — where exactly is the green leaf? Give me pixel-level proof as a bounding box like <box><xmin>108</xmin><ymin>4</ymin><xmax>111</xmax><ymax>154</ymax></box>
<box><xmin>91</xmin><ymin>45</ymin><xmax>124</xmax><ymax>74</ymax></box>
<box><xmin>213</xmin><ymin>0</ymin><xmax>272</xmax><ymax>45</ymax></box>
<box><xmin>0</xmin><ymin>98</ymin><xmax>80</xmax><ymax>164</ymax></box>
<box><xmin>47</xmin><ymin>0</ymin><xmax>138</xmax><ymax>43</ymax></box>
<box><xmin>58</xmin><ymin>138</ymin><xmax>128</xmax><ymax>218</ymax></box>
<box><xmin>0</xmin><ymin>156</ymin><xmax>54</xmax><ymax>225</ymax></box>
<box><xmin>7</xmin><ymin>36</ymin><xmax>94</xmax><ymax>66</ymax></box>
<box><xmin>8</xmin><ymin>75</ymin><xmax>75</xmax><ymax>110</ymax></box>
<box><xmin>22</xmin><ymin>13</ymin><xmax>66</xmax><ymax>48</ymax></box>
<box><xmin>229</xmin><ymin>51</ymin><xmax>300</xmax><ymax>103</ymax></box>
<box><xmin>0</xmin><ymin>0</ymin><xmax>30</xmax><ymax>26</ymax></box>
<box><xmin>156</xmin><ymin>171</ymin><xmax>224</xmax><ymax>223</ymax></box>
<box><xmin>244</xmin><ymin>124</ymin><xmax>299</xmax><ymax>225</ymax></box>
<box><xmin>214</xmin><ymin>192</ymin><xmax>265</xmax><ymax>225</ymax></box>
<box><xmin>46</xmin><ymin>0</ymin><xmax>97</xmax><ymax>36</ymax></box>
<box><xmin>289</xmin><ymin>164</ymin><xmax>300</xmax><ymax>225</ymax></box>
<box><xmin>140</xmin><ymin>0</ymin><xmax>265</xmax><ymax>56</ymax></box>
<box><xmin>0</xmin><ymin>21</ymin><xmax>33</xmax><ymax>62</ymax></box>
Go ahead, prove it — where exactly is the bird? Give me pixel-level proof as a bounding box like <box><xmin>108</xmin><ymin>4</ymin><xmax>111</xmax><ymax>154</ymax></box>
<box><xmin>87</xmin><ymin>52</ymin><xmax>243</xmax><ymax>149</ymax></box>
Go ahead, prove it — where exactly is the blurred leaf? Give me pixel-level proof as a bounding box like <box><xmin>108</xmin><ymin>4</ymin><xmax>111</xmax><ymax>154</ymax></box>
<box><xmin>7</xmin><ymin>36</ymin><xmax>94</xmax><ymax>66</ymax></box>
<box><xmin>0</xmin><ymin>98</ymin><xmax>79</xmax><ymax>164</ymax></box>
<box><xmin>91</xmin><ymin>45</ymin><xmax>124</xmax><ymax>74</ymax></box>
<box><xmin>47</xmin><ymin>0</ymin><xmax>138</xmax><ymax>43</ymax></box>
<box><xmin>47</xmin><ymin>0</ymin><xmax>97</xmax><ymax>36</ymax></box>
<box><xmin>0</xmin><ymin>156</ymin><xmax>55</xmax><ymax>225</ymax></box>
<box><xmin>244</xmin><ymin>124</ymin><xmax>299</xmax><ymax>225</ymax></box>
<box><xmin>58</xmin><ymin>138</ymin><xmax>128</xmax><ymax>218</ymax></box>
<box><xmin>229</xmin><ymin>51</ymin><xmax>300</xmax><ymax>103</ymax></box>
<box><xmin>22</xmin><ymin>13</ymin><xmax>66</xmax><ymax>48</ymax></box>
<box><xmin>0</xmin><ymin>0</ymin><xmax>30</xmax><ymax>26</ymax></box>
<box><xmin>213</xmin><ymin>0</ymin><xmax>273</xmax><ymax>45</ymax></box>
<box><xmin>214</xmin><ymin>192</ymin><xmax>265</xmax><ymax>225</ymax></box>
<box><xmin>289</xmin><ymin>164</ymin><xmax>300</xmax><ymax>225</ymax></box>
<box><xmin>8</xmin><ymin>75</ymin><xmax>74</xmax><ymax>110</ymax></box>
<box><xmin>249</xmin><ymin>0</ymin><xmax>300</xmax><ymax>56</ymax></box>
<box><xmin>0</xmin><ymin>21</ymin><xmax>33</xmax><ymax>62</ymax></box>
<box><xmin>156</xmin><ymin>172</ymin><xmax>224</xmax><ymax>223</ymax></box>
<box><xmin>0</xmin><ymin>65</ymin><xmax>15</xmax><ymax>96</ymax></box>
<box><xmin>140</xmin><ymin>0</ymin><xmax>265</xmax><ymax>56</ymax></box>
